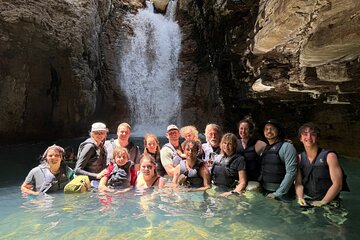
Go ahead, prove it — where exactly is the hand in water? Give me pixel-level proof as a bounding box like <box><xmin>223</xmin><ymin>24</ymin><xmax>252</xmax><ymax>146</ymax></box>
<box><xmin>311</xmin><ymin>200</ymin><xmax>326</xmax><ymax>207</ymax></box>
<box><xmin>221</xmin><ymin>191</ymin><xmax>242</xmax><ymax>197</ymax></box>
<box><xmin>266</xmin><ymin>193</ymin><xmax>276</xmax><ymax>199</ymax></box>
<box><xmin>297</xmin><ymin>198</ymin><xmax>308</xmax><ymax>206</ymax></box>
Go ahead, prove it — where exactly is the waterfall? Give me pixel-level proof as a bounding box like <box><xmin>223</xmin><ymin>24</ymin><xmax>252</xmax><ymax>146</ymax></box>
<box><xmin>118</xmin><ymin>0</ymin><xmax>182</xmax><ymax>136</ymax></box>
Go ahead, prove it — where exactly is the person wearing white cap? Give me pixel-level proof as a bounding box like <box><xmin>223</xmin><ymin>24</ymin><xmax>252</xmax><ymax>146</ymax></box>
<box><xmin>21</xmin><ymin>144</ymin><xmax>75</xmax><ymax>196</ymax></box>
<box><xmin>74</xmin><ymin>122</ymin><xmax>108</xmax><ymax>180</ymax></box>
<box><xmin>160</xmin><ymin>124</ymin><xmax>183</xmax><ymax>177</ymax></box>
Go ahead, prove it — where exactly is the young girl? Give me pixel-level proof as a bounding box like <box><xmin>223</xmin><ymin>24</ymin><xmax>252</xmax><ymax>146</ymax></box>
<box><xmin>143</xmin><ymin>133</ymin><xmax>166</xmax><ymax>177</ymax></box>
<box><xmin>172</xmin><ymin>141</ymin><xmax>211</xmax><ymax>191</ymax></box>
<box><xmin>136</xmin><ymin>155</ymin><xmax>166</xmax><ymax>190</ymax></box>
<box><xmin>98</xmin><ymin>147</ymin><xmax>136</xmax><ymax>192</ymax></box>
<box><xmin>179</xmin><ymin>125</ymin><xmax>203</xmax><ymax>159</ymax></box>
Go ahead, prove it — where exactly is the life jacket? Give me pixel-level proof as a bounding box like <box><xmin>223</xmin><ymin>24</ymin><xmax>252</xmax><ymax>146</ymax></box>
<box><xmin>211</xmin><ymin>154</ymin><xmax>242</xmax><ymax>188</ymax></box>
<box><xmin>260</xmin><ymin>141</ymin><xmax>286</xmax><ymax>185</ymax></box>
<box><xmin>39</xmin><ymin>163</ymin><xmax>71</xmax><ymax>193</ymax></box>
<box><xmin>164</xmin><ymin>143</ymin><xmax>183</xmax><ymax>167</ymax></box>
<box><xmin>238</xmin><ymin>138</ymin><xmax>260</xmax><ymax>181</ymax></box>
<box><xmin>105</xmin><ymin>139</ymin><xmax>140</xmax><ymax>164</ymax></box>
<box><xmin>147</xmin><ymin>151</ymin><xmax>166</xmax><ymax>177</ymax></box>
<box><xmin>180</xmin><ymin>160</ymin><xmax>204</xmax><ymax>187</ymax></box>
<box><xmin>107</xmin><ymin>161</ymin><xmax>135</xmax><ymax>189</ymax></box>
<box><xmin>300</xmin><ymin>148</ymin><xmax>350</xmax><ymax>201</ymax></box>
<box><xmin>77</xmin><ymin>139</ymin><xmax>107</xmax><ymax>174</ymax></box>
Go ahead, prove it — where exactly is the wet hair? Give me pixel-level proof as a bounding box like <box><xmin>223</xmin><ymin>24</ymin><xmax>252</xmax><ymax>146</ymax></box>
<box><xmin>143</xmin><ymin>133</ymin><xmax>160</xmax><ymax>154</ymax></box>
<box><xmin>180</xmin><ymin>125</ymin><xmax>200</xmax><ymax>141</ymax></box>
<box><xmin>204</xmin><ymin>123</ymin><xmax>221</xmax><ymax>142</ymax></box>
<box><xmin>42</xmin><ymin>144</ymin><xmax>65</xmax><ymax>160</ymax></box>
<box><xmin>140</xmin><ymin>154</ymin><xmax>157</xmax><ymax>175</ymax></box>
<box><xmin>298</xmin><ymin>122</ymin><xmax>321</xmax><ymax>137</ymax></box>
<box><xmin>238</xmin><ymin>115</ymin><xmax>255</xmax><ymax>135</ymax></box>
<box><xmin>112</xmin><ymin>146</ymin><xmax>130</xmax><ymax>160</ymax></box>
<box><xmin>40</xmin><ymin>145</ymin><xmax>66</xmax><ymax>171</ymax></box>
<box><xmin>183</xmin><ymin>140</ymin><xmax>200</xmax><ymax>154</ymax></box>
<box><xmin>220</xmin><ymin>133</ymin><xmax>238</xmax><ymax>156</ymax></box>
<box><xmin>117</xmin><ymin>122</ymin><xmax>132</xmax><ymax>132</ymax></box>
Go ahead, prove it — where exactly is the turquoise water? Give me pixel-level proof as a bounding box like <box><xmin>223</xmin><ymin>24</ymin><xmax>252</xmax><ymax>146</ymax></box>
<box><xmin>0</xmin><ymin>141</ymin><xmax>358</xmax><ymax>239</ymax></box>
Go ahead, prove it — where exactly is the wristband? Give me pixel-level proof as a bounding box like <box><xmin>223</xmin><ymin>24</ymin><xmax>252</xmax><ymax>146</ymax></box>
<box><xmin>231</xmin><ymin>190</ymin><xmax>241</xmax><ymax>195</ymax></box>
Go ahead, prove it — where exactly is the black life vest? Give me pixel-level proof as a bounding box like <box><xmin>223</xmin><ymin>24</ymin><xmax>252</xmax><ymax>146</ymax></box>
<box><xmin>211</xmin><ymin>154</ymin><xmax>243</xmax><ymax>188</ymax></box>
<box><xmin>260</xmin><ymin>141</ymin><xmax>285</xmax><ymax>185</ymax></box>
<box><xmin>180</xmin><ymin>159</ymin><xmax>204</xmax><ymax>187</ymax></box>
<box><xmin>108</xmin><ymin>161</ymin><xmax>134</xmax><ymax>189</ymax></box>
<box><xmin>300</xmin><ymin>148</ymin><xmax>350</xmax><ymax>201</ymax></box>
<box><xmin>238</xmin><ymin>138</ymin><xmax>260</xmax><ymax>181</ymax></box>
<box><xmin>77</xmin><ymin>140</ymin><xmax>107</xmax><ymax>174</ymax></box>
<box><xmin>147</xmin><ymin>151</ymin><xmax>166</xmax><ymax>177</ymax></box>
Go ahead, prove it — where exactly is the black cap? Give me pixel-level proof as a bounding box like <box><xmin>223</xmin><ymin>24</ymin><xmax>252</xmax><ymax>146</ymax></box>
<box><xmin>260</xmin><ymin>119</ymin><xmax>285</xmax><ymax>140</ymax></box>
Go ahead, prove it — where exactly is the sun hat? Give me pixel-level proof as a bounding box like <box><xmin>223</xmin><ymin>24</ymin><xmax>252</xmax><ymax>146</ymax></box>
<box><xmin>91</xmin><ymin>122</ymin><xmax>109</xmax><ymax>132</ymax></box>
<box><xmin>167</xmin><ymin>124</ymin><xmax>179</xmax><ymax>132</ymax></box>
<box><xmin>260</xmin><ymin>119</ymin><xmax>285</xmax><ymax>139</ymax></box>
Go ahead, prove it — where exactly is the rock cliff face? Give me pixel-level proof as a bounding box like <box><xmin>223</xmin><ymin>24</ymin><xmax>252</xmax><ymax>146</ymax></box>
<box><xmin>0</xmin><ymin>0</ymin><xmax>359</xmax><ymax>156</ymax></box>
<box><xmin>0</xmin><ymin>0</ymin><xmax>113</xmax><ymax>141</ymax></box>
<box><xmin>178</xmin><ymin>0</ymin><xmax>360</xmax><ymax>156</ymax></box>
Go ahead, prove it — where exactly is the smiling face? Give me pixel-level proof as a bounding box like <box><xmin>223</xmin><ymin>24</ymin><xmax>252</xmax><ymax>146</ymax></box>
<box><xmin>220</xmin><ymin>133</ymin><xmax>237</xmax><ymax>157</ymax></box>
<box><xmin>46</xmin><ymin>149</ymin><xmax>62</xmax><ymax>169</ymax></box>
<box><xmin>184</xmin><ymin>142</ymin><xmax>198</xmax><ymax>161</ymax></box>
<box><xmin>222</xmin><ymin>140</ymin><xmax>234</xmax><ymax>156</ymax></box>
<box><xmin>206</xmin><ymin>128</ymin><xmax>220</xmax><ymax>148</ymax></box>
<box><xmin>91</xmin><ymin>131</ymin><xmax>107</xmax><ymax>144</ymax></box>
<box><xmin>166</xmin><ymin>129</ymin><xmax>180</xmax><ymax>142</ymax></box>
<box><xmin>114</xmin><ymin>150</ymin><xmax>129</xmax><ymax>167</ymax></box>
<box><xmin>263</xmin><ymin>123</ymin><xmax>279</xmax><ymax>142</ymax></box>
<box><xmin>300</xmin><ymin>127</ymin><xmax>318</xmax><ymax>148</ymax></box>
<box><xmin>117</xmin><ymin>126</ymin><xmax>130</xmax><ymax>142</ymax></box>
<box><xmin>239</xmin><ymin>122</ymin><xmax>251</xmax><ymax>140</ymax></box>
<box><xmin>145</xmin><ymin>136</ymin><xmax>158</xmax><ymax>154</ymax></box>
<box><xmin>183</xmin><ymin>131</ymin><xmax>194</xmax><ymax>142</ymax></box>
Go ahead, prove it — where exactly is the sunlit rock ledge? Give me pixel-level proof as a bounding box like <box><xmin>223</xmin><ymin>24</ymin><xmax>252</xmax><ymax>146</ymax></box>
<box><xmin>179</xmin><ymin>0</ymin><xmax>360</xmax><ymax>156</ymax></box>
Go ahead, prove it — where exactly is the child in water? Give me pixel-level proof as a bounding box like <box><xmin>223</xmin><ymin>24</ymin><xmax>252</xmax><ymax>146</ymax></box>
<box><xmin>98</xmin><ymin>146</ymin><xmax>136</xmax><ymax>192</ymax></box>
<box><xmin>136</xmin><ymin>155</ymin><xmax>166</xmax><ymax>190</ymax></box>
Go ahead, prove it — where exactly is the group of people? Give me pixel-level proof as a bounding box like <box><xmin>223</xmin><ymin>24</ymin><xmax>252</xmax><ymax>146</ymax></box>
<box><xmin>21</xmin><ymin>117</ymin><xmax>349</xmax><ymax>208</ymax></box>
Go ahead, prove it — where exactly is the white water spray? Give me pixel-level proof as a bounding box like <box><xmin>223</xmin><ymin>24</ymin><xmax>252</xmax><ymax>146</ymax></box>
<box><xmin>118</xmin><ymin>1</ymin><xmax>182</xmax><ymax>136</ymax></box>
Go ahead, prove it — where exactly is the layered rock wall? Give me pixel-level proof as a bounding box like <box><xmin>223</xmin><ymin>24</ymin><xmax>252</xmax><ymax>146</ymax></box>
<box><xmin>0</xmin><ymin>0</ymin><xmax>112</xmax><ymax>141</ymax></box>
<box><xmin>180</xmin><ymin>0</ymin><xmax>360</xmax><ymax>155</ymax></box>
<box><xmin>1</xmin><ymin>0</ymin><xmax>359</xmax><ymax>156</ymax></box>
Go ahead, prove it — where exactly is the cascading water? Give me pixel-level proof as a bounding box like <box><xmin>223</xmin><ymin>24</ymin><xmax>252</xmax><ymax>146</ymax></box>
<box><xmin>118</xmin><ymin>1</ymin><xmax>182</xmax><ymax>136</ymax></box>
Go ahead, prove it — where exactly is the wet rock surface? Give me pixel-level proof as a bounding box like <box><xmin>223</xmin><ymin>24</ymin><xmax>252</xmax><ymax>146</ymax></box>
<box><xmin>1</xmin><ymin>0</ymin><xmax>359</xmax><ymax>156</ymax></box>
<box><xmin>179</xmin><ymin>0</ymin><xmax>360</xmax><ymax>156</ymax></box>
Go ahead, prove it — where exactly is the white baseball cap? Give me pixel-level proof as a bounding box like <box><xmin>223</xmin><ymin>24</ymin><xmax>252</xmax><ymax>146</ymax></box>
<box><xmin>166</xmin><ymin>124</ymin><xmax>179</xmax><ymax>132</ymax></box>
<box><xmin>91</xmin><ymin>122</ymin><xmax>109</xmax><ymax>132</ymax></box>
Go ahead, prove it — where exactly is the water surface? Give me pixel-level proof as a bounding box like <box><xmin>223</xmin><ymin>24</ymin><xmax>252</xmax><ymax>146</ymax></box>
<box><xmin>0</xmin><ymin>142</ymin><xmax>358</xmax><ymax>239</ymax></box>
